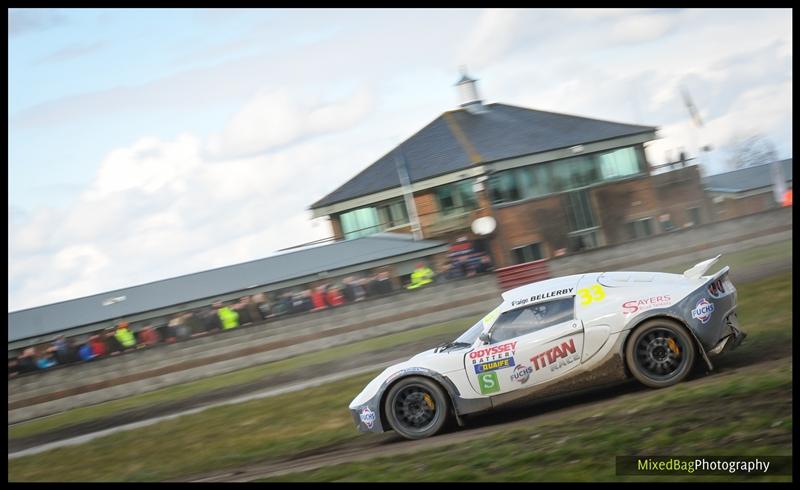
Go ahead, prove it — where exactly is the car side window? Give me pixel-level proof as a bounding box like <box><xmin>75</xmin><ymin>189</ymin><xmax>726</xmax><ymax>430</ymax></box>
<box><xmin>490</xmin><ymin>297</ymin><xmax>575</xmax><ymax>343</ymax></box>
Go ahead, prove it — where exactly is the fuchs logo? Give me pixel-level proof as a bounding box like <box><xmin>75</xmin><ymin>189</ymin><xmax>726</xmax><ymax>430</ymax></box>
<box><xmin>510</xmin><ymin>364</ymin><xmax>533</xmax><ymax>384</ymax></box>
<box><xmin>359</xmin><ymin>406</ymin><xmax>375</xmax><ymax>429</ymax></box>
<box><xmin>530</xmin><ymin>338</ymin><xmax>580</xmax><ymax>372</ymax></box>
<box><xmin>691</xmin><ymin>298</ymin><xmax>715</xmax><ymax>324</ymax></box>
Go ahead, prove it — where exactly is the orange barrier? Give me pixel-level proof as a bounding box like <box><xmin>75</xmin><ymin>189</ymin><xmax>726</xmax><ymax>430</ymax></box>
<box><xmin>495</xmin><ymin>259</ymin><xmax>551</xmax><ymax>291</ymax></box>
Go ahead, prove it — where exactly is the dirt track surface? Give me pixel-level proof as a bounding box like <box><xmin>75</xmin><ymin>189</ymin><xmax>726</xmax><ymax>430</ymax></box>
<box><xmin>179</xmin><ymin>355</ymin><xmax>793</xmax><ymax>482</ymax></box>
<box><xmin>8</xmin><ymin>333</ymin><xmax>456</xmax><ymax>453</ymax></box>
<box><xmin>9</xmin><ymin>258</ymin><xmax>790</xmax><ymax>455</ymax></box>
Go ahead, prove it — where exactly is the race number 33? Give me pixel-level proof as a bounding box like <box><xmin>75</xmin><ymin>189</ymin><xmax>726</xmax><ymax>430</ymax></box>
<box><xmin>577</xmin><ymin>284</ymin><xmax>605</xmax><ymax>306</ymax></box>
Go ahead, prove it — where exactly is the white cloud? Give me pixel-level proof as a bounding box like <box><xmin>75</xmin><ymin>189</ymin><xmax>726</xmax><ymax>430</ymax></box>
<box><xmin>608</xmin><ymin>13</ymin><xmax>680</xmax><ymax>44</ymax></box>
<box><xmin>458</xmin><ymin>9</ymin><xmax>529</xmax><ymax>69</ymax></box>
<box><xmin>8</xmin><ymin>86</ymin><xmax>388</xmax><ymax>310</ymax></box>
<box><xmin>204</xmin><ymin>86</ymin><xmax>375</xmax><ymax>159</ymax></box>
<box><xmin>9</xmin><ymin>8</ymin><xmax>792</xmax><ymax>310</ymax></box>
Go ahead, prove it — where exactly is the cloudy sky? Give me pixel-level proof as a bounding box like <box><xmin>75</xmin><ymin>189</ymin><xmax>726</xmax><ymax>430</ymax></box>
<box><xmin>8</xmin><ymin>8</ymin><xmax>792</xmax><ymax>311</ymax></box>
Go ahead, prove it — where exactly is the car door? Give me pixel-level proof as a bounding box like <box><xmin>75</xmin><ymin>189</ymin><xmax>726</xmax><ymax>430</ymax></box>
<box><xmin>465</xmin><ymin>296</ymin><xmax>583</xmax><ymax>396</ymax></box>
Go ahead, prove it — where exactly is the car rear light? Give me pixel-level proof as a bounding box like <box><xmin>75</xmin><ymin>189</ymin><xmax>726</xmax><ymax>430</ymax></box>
<box><xmin>708</xmin><ymin>278</ymin><xmax>726</xmax><ymax>296</ymax></box>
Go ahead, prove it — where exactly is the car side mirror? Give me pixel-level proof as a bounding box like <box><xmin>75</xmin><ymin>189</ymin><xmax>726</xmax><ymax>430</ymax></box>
<box><xmin>479</xmin><ymin>332</ymin><xmax>491</xmax><ymax>344</ymax></box>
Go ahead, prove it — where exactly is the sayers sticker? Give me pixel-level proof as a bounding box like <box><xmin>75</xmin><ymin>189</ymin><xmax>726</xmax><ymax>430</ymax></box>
<box><xmin>359</xmin><ymin>406</ymin><xmax>375</xmax><ymax>429</ymax></box>
<box><xmin>691</xmin><ymin>298</ymin><xmax>715</xmax><ymax>324</ymax></box>
<box><xmin>622</xmin><ymin>295</ymin><xmax>672</xmax><ymax>316</ymax></box>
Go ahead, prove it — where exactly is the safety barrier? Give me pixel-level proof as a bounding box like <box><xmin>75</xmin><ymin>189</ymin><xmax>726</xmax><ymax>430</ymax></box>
<box><xmin>495</xmin><ymin>259</ymin><xmax>551</xmax><ymax>291</ymax></box>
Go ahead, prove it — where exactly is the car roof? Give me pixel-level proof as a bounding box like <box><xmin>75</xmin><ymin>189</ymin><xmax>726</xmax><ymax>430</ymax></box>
<box><xmin>501</xmin><ymin>273</ymin><xmax>587</xmax><ymax>305</ymax></box>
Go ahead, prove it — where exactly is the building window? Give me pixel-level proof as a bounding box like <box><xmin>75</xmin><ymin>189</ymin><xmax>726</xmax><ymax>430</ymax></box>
<box><xmin>489</xmin><ymin>171</ymin><xmax>521</xmax><ymax>204</ymax></box>
<box><xmin>626</xmin><ymin>217</ymin><xmax>654</xmax><ymax>240</ymax></box>
<box><xmin>489</xmin><ymin>145</ymin><xmax>643</xmax><ymax>206</ymax></box>
<box><xmin>686</xmin><ymin>207</ymin><xmax>701</xmax><ymax>227</ymax></box>
<box><xmin>512</xmin><ymin>242</ymin><xmax>544</xmax><ymax>264</ymax></box>
<box><xmin>435</xmin><ymin>180</ymin><xmax>478</xmax><ymax>215</ymax></box>
<box><xmin>378</xmin><ymin>200</ymin><xmax>409</xmax><ymax>228</ymax></box>
<box><xmin>598</xmin><ymin>147</ymin><xmax>642</xmax><ymax>181</ymax></box>
<box><xmin>659</xmin><ymin>213</ymin><xmax>675</xmax><ymax>232</ymax></box>
<box><xmin>564</xmin><ymin>190</ymin><xmax>596</xmax><ymax>231</ymax></box>
<box><xmin>552</xmin><ymin>155</ymin><xmax>598</xmax><ymax>192</ymax></box>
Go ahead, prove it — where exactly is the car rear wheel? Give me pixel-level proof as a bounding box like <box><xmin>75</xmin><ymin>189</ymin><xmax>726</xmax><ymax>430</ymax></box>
<box><xmin>384</xmin><ymin>376</ymin><xmax>449</xmax><ymax>440</ymax></box>
<box><xmin>625</xmin><ymin>318</ymin><xmax>696</xmax><ymax>388</ymax></box>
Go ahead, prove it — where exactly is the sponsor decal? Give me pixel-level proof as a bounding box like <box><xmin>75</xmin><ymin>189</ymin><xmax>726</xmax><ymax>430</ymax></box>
<box><xmin>691</xmin><ymin>298</ymin><xmax>715</xmax><ymax>324</ymax></box>
<box><xmin>530</xmin><ymin>338</ymin><xmax>581</xmax><ymax>372</ymax></box>
<box><xmin>577</xmin><ymin>284</ymin><xmax>606</xmax><ymax>306</ymax></box>
<box><xmin>511</xmin><ymin>288</ymin><xmax>574</xmax><ymax>307</ymax></box>
<box><xmin>622</xmin><ymin>295</ymin><xmax>672</xmax><ymax>316</ymax></box>
<box><xmin>474</xmin><ymin>357</ymin><xmax>515</xmax><ymax>374</ymax></box>
<box><xmin>478</xmin><ymin>371</ymin><xmax>500</xmax><ymax>394</ymax></box>
<box><xmin>510</xmin><ymin>364</ymin><xmax>533</xmax><ymax>384</ymax></box>
<box><xmin>482</xmin><ymin>306</ymin><xmax>502</xmax><ymax>327</ymax></box>
<box><xmin>359</xmin><ymin>406</ymin><xmax>375</xmax><ymax>429</ymax></box>
<box><xmin>470</xmin><ymin>341</ymin><xmax>517</xmax><ymax>362</ymax></box>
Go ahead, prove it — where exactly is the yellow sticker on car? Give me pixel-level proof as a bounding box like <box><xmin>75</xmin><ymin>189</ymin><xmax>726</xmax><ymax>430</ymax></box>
<box><xmin>577</xmin><ymin>284</ymin><xmax>605</xmax><ymax>306</ymax></box>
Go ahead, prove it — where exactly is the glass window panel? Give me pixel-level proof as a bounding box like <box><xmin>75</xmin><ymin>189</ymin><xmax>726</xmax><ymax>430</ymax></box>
<box><xmin>341</xmin><ymin>207</ymin><xmax>381</xmax><ymax>239</ymax></box>
<box><xmin>528</xmin><ymin>164</ymin><xmax>551</xmax><ymax>198</ymax></box>
<box><xmin>490</xmin><ymin>297</ymin><xmax>575</xmax><ymax>343</ymax></box>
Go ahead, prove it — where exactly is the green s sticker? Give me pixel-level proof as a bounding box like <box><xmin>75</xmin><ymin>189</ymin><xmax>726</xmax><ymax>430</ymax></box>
<box><xmin>478</xmin><ymin>371</ymin><xmax>500</xmax><ymax>394</ymax></box>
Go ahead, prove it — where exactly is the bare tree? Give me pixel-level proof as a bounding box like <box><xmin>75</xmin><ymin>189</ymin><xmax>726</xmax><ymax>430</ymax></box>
<box><xmin>724</xmin><ymin>133</ymin><xmax>778</xmax><ymax>170</ymax></box>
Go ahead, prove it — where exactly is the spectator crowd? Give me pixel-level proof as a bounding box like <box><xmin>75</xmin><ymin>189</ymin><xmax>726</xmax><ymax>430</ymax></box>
<box><xmin>9</xmin><ymin>250</ymin><xmax>493</xmax><ymax>379</ymax></box>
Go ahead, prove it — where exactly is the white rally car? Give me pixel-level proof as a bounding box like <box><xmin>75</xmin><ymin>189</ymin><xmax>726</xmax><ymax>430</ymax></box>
<box><xmin>349</xmin><ymin>256</ymin><xmax>746</xmax><ymax>439</ymax></box>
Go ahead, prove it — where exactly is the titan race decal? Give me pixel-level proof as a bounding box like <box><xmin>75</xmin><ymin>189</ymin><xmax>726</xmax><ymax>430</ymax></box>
<box><xmin>530</xmin><ymin>337</ymin><xmax>580</xmax><ymax>372</ymax></box>
<box><xmin>359</xmin><ymin>406</ymin><xmax>375</xmax><ymax>429</ymax></box>
<box><xmin>471</xmin><ymin>341</ymin><xmax>517</xmax><ymax>374</ymax></box>
<box><xmin>622</xmin><ymin>295</ymin><xmax>672</xmax><ymax>316</ymax></box>
<box><xmin>691</xmin><ymin>298</ymin><xmax>715</xmax><ymax>324</ymax></box>
<box><xmin>478</xmin><ymin>371</ymin><xmax>500</xmax><ymax>394</ymax></box>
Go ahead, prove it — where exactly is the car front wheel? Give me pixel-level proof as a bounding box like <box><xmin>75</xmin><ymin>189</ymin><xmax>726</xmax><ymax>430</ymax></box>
<box><xmin>625</xmin><ymin>318</ymin><xmax>696</xmax><ymax>388</ymax></box>
<box><xmin>384</xmin><ymin>376</ymin><xmax>449</xmax><ymax>440</ymax></box>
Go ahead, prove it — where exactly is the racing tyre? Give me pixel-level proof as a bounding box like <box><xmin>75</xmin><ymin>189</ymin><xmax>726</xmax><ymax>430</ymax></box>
<box><xmin>626</xmin><ymin>318</ymin><xmax>696</xmax><ymax>388</ymax></box>
<box><xmin>384</xmin><ymin>376</ymin><xmax>449</xmax><ymax>440</ymax></box>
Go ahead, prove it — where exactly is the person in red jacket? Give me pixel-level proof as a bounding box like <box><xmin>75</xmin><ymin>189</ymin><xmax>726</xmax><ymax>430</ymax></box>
<box><xmin>311</xmin><ymin>285</ymin><xmax>328</xmax><ymax>311</ymax></box>
<box><xmin>326</xmin><ymin>284</ymin><xmax>345</xmax><ymax>307</ymax></box>
<box><xmin>89</xmin><ymin>334</ymin><xmax>107</xmax><ymax>358</ymax></box>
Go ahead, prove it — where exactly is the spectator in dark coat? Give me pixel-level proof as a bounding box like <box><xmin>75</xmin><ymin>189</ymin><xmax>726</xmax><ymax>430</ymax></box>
<box><xmin>236</xmin><ymin>298</ymin><xmax>253</xmax><ymax>326</ymax></box>
<box><xmin>18</xmin><ymin>348</ymin><xmax>37</xmax><ymax>374</ymax></box>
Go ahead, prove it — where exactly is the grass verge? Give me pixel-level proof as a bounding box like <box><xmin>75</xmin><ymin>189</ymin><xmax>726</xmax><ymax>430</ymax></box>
<box><xmin>263</xmin><ymin>363</ymin><xmax>792</xmax><ymax>482</ymax></box>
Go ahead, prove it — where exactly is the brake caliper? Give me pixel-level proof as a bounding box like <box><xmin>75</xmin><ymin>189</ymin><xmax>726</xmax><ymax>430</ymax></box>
<box><xmin>667</xmin><ymin>338</ymin><xmax>681</xmax><ymax>355</ymax></box>
<box><xmin>423</xmin><ymin>393</ymin><xmax>435</xmax><ymax>410</ymax></box>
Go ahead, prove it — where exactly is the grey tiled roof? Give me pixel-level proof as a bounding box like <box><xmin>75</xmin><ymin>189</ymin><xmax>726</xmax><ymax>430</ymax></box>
<box><xmin>703</xmin><ymin>159</ymin><xmax>793</xmax><ymax>193</ymax></box>
<box><xmin>311</xmin><ymin>103</ymin><xmax>657</xmax><ymax>208</ymax></box>
<box><xmin>9</xmin><ymin>234</ymin><xmax>446</xmax><ymax>342</ymax></box>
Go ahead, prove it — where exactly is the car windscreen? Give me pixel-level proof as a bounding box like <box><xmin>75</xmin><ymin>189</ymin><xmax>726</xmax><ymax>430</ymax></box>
<box><xmin>453</xmin><ymin>318</ymin><xmax>485</xmax><ymax>345</ymax></box>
